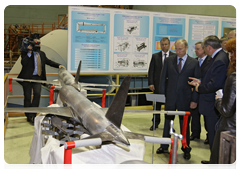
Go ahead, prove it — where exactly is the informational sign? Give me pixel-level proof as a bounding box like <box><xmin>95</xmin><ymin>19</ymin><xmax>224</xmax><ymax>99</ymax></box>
<box><xmin>68</xmin><ymin>7</ymin><xmax>111</xmax><ymax>72</ymax></box>
<box><xmin>68</xmin><ymin>6</ymin><xmax>235</xmax><ymax>73</ymax></box>
<box><xmin>221</xmin><ymin>18</ymin><xmax>236</xmax><ymax>37</ymax></box>
<box><xmin>112</xmin><ymin>11</ymin><xmax>150</xmax><ymax>72</ymax></box>
<box><xmin>152</xmin><ymin>13</ymin><xmax>185</xmax><ymax>55</ymax></box>
<box><xmin>188</xmin><ymin>16</ymin><xmax>219</xmax><ymax>58</ymax></box>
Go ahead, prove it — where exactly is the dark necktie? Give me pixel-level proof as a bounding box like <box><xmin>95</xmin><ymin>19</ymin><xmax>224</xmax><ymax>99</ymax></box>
<box><xmin>163</xmin><ymin>53</ymin><xmax>167</xmax><ymax>66</ymax></box>
<box><xmin>178</xmin><ymin>58</ymin><xmax>182</xmax><ymax>73</ymax></box>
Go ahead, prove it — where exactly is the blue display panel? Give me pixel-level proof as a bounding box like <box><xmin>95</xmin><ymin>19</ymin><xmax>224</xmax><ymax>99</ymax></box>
<box><xmin>68</xmin><ymin>6</ymin><xmax>235</xmax><ymax>73</ymax></box>
<box><xmin>69</xmin><ymin>9</ymin><xmax>110</xmax><ymax>72</ymax></box>
<box><xmin>221</xmin><ymin>18</ymin><xmax>236</xmax><ymax>37</ymax></box>
<box><xmin>152</xmin><ymin>14</ymin><xmax>185</xmax><ymax>55</ymax></box>
<box><xmin>188</xmin><ymin>16</ymin><xmax>219</xmax><ymax>58</ymax></box>
<box><xmin>112</xmin><ymin>12</ymin><xmax>150</xmax><ymax>71</ymax></box>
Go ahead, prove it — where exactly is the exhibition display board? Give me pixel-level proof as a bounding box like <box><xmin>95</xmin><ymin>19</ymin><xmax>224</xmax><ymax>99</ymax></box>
<box><xmin>68</xmin><ymin>6</ymin><xmax>236</xmax><ymax>73</ymax></box>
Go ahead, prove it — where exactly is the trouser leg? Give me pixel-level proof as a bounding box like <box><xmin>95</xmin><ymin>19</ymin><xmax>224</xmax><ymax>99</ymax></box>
<box><xmin>151</xmin><ymin>102</ymin><xmax>161</xmax><ymax>126</ymax></box>
<box><xmin>205</xmin><ymin>116</ymin><xmax>219</xmax><ymax>150</ymax></box>
<box><xmin>190</xmin><ymin>107</ymin><xmax>201</xmax><ymax>136</ymax></box>
<box><xmin>30</xmin><ymin>76</ymin><xmax>42</xmax><ymax>118</ymax></box>
<box><xmin>22</xmin><ymin>82</ymin><xmax>32</xmax><ymax>117</ymax></box>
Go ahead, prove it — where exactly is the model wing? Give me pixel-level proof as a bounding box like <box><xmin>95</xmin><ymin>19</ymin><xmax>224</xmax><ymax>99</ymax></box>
<box><xmin>10</xmin><ymin>78</ymin><xmax>61</xmax><ymax>87</ymax></box>
<box><xmin>80</xmin><ymin>82</ymin><xmax>120</xmax><ymax>87</ymax></box>
<box><xmin>4</xmin><ymin>107</ymin><xmax>73</xmax><ymax>117</ymax></box>
<box><xmin>100</xmin><ymin>108</ymin><xmax>166</xmax><ymax>115</ymax></box>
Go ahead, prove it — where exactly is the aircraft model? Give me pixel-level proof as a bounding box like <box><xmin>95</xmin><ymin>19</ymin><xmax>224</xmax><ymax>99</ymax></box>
<box><xmin>5</xmin><ymin>61</ymin><xmax>186</xmax><ymax>147</ymax></box>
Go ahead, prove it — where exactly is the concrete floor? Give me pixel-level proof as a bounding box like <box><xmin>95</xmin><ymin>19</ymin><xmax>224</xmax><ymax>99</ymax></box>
<box><xmin>4</xmin><ymin>113</ymin><xmax>212</xmax><ymax>165</ymax></box>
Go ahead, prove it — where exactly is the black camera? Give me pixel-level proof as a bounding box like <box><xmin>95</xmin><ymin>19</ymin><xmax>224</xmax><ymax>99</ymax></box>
<box><xmin>20</xmin><ymin>33</ymin><xmax>40</xmax><ymax>52</ymax></box>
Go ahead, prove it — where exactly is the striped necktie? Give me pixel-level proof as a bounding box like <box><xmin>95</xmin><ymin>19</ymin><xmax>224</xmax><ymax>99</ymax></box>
<box><xmin>178</xmin><ymin>58</ymin><xmax>183</xmax><ymax>73</ymax></box>
<box><xmin>36</xmin><ymin>52</ymin><xmax>42</xmax><ymax>76</ymax></box>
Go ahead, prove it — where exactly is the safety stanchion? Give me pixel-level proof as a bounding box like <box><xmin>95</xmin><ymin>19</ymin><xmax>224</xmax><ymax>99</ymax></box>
<box><xmin>49</xmin><ymin>86</ymin><xmax>55</xmax><ymax>105</ymax></box>
<box><xmin>102</xmin><ymin>89</ymin><xmax>106</xmax><ymax>108</ymax></box>
<box><xmin>9</xmin><ymin>78</ymin><xmax>13</xmax><ymax>93</ymax></box>
<box><xmin>168</xmin><ymin>138</ymin><xmax>174</xmax><ymax>164</ymax></box>
<box><xmin>64</xmin><ymin>141</ymin><xmax>75</xmax><ymax>164</ymax></box>
<box><xmin>64</xmin><ymin>138</ymin><xmax>102</xmax><ymax>164</ymax></box>
<box><xmin>181</xmin><ymin>111</ymin><xmax>191</xmax><ymax>149</ymax></box>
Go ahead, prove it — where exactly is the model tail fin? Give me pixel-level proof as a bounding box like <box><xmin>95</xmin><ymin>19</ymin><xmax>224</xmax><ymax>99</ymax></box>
<box><xmin>75</xmin><ymin>60</ymin><xmax>81</xmax><ymax>84</ymax></box>
<box><xmin>105</xmin><ymin>76</ymin><xmax>131</xmax><ymax>128</ymax></box>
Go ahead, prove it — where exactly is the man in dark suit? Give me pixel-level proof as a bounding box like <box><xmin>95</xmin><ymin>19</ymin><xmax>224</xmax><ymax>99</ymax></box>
<box><xmin>190</xmin><ymin>41</ymin><xmax>211</xmax><ymax>144</ymax></box>
<box><xmin>148</xmin><ymin>37</ymin><xmax>175</xmax><ymax>131</ymax></box>
<box><xmin>156</xmin><ymin>39</ymin><xmax>201</xmax><ymax>160</ymax></box>
<box><xmin>188</xmin><ymin>35</ymin><xmax>229</xmax><ymax>164</ymax></box>
<box><xmin>18</xmin><ymin>33</ymin><xmax>66</xmax><ymax>124</ymax></box>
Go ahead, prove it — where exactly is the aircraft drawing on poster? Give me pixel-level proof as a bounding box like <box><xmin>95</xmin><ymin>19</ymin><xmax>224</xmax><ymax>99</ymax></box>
<box><xmin>113</xmin><ymin>53</ymin><xmax>131</xmax><ymax>69</ymax></box>
<box><xmin>133</xmin><ymin>37</ymin><xmax>148</xmax><ymax>53</ymax></box>
<box><xmin>132</xmin><ymin>56</ymin><xmax>148</xmax><ymax>69</ymax></box>
<box><xmin>114</xmin><ymin>37</ymin><xmax>132</xmax><ymax>53</ymax></box>
<box><xmin>124</xmin><ymin>20</ymin><xmax>140</xmax><ymax>35</ymax></box>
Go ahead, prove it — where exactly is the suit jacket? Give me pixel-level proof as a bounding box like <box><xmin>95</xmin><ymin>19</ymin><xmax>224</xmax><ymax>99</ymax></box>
<box><xmin>18</xmin><ymin>51</ymin><xmax>60</xmax><ymax>82</ymax></box>
<box><xmin>198</xmin><ymin>49</ymin><xmax>229</xmax><ymax>117</ymax></box>
<box><xmin>148</xmin><ymin>51</ymin><xmax>175</xmax><ymax>94</ymax></box>
<box><xmin>197</xmin><ymin>56</ymin><xmax>211</xmax><ymax>77</ymax></box>
<box><xmin>159</xmin><ymin>55</ymin><xmax>201</xmax><ymax>111</ymax></box>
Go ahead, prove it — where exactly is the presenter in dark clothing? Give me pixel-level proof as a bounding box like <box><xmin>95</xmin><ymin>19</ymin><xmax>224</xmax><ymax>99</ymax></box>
<box><xmin>18</xmin><ymin>33</ymin><xmax>66</xmax><ymax>124</ymax></box>
<box><xmin>157</xmin><ymin>39</ymin><xmax>201</xmax><ymax>160</ymax></box>
<box><xmin>148</xmin><ymin>37</ymin><xmax>175</xmax><ymax>131</ymax></box>
<box><xmin>188</xmin><ymin>35</ymin><xmax>229</xmax><ymax>164</ymax></box>
<box><xmin>190</xmin><ymin>41</ymin><xmax>211</xmax><ymax>144</ymax></box>
<box><xmin>209</xmin><ymin>37</ymin><xmax>236</xmax><ymax>164</ymax></box>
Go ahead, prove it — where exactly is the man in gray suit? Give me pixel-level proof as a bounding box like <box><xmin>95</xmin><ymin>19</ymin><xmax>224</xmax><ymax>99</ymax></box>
<box><xmin>156</xmin><ymin>39</ymin><xmax>201</xmax><ymax>160</ymax></box>
<box><xmin>148</xmin><ymin>38</ymin><xmax>175</xmax><ymax>131</ymax></box>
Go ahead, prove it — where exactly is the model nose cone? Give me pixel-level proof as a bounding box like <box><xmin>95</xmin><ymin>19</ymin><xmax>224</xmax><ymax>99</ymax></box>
<box><xmin>106</xmin><ymin>124</ymin><xmax>130</xmax><ymax>146</ymax></box>
<box><xmin>116</xmin><ymin>133</ymin><xmax>130</xmax><ymax>146</ymax></box>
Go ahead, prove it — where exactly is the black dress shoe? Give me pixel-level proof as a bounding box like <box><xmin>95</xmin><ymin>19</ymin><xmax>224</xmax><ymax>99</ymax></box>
<box><xmin>201</xmin><ymin>160</ymin><xmax>210</xmax><ymax>164</ymax></box>
<box><xmin>30</xmin><ymin>116</ymin><xmax>35</xmax><ymax>125</ymax></box>
<box><xmin>204</xmin><ymin>138</ymin><xmax>209</xmax><ymax>144</ymax></box>
<box><xmin>27</xmin><ymin>116</ymin><xmax>31</xmax><ymax>122</ymax></box>
<box><xmin>190</xmin><ymin>135</ymin><xmax>200</xmax><ymax>140</ymax></box>
<box><xmin>183</xmin><ymin>152</ymin><xmax>191</xmax><ymax>160</ymax></box>
<box><xmin>150</xmin><ymin>125</ymin><xmax>158</xmax><ymax>131</ymax></box>
<box><xmin>156</xmin><ymin>147</ymin><xmax>168</xmax><ymax>154</ymax></box>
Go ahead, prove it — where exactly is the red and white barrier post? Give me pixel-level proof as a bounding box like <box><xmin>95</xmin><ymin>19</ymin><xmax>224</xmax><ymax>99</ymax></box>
<box><xmin>102</xmin><ymin>89</ymin><xmax>106</xmax><ymax>108</ymax></box>
<box><xmin>64</xmin><ymin>138</ymin><xmax>102</xmax><ymax>164</ymax></box>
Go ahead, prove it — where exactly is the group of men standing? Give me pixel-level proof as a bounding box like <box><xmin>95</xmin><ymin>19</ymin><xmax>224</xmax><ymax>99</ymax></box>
<box><xmin>148</xmin><ymin>30</ymin><xmax>235</xmax><ymax>162</ymax></box>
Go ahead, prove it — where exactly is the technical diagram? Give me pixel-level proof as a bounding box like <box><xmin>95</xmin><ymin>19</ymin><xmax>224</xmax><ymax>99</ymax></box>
<box><xmin>114</xmin><ymin>56</ymin><xmax>131</xmax><ymax>69</ymax></box>
<box><xmin>117</xmin><ymin>59</ymin><xmax>129</xmax><ymax>67</ymax></box>
<box><xmin>136</xmin><ymin>42</ymin><xmax>147</xmax><ymax>52</ymax></box>
<box><xmin>76</xmin><ymin>22</ymin><xmax>106</xmax><ymax>34</ymax></box>
<box><xmin>127</xmin><ymin>26</ymin><xmax>137</xmax><ymax>34</ymax></box>
<box><xmin>118</xmin><ymin>42</ymin><xmax>130</xmax><ymax>52</ymax></box>
<box><xmin>133</xmin><ymin>59</ymin><xmax>147</xmax><ymax>68</ymax></box>
<box><xmin>124</xmin><ymin>20</ymin><xmax>140</xmax><ymax>36</ymax></box>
